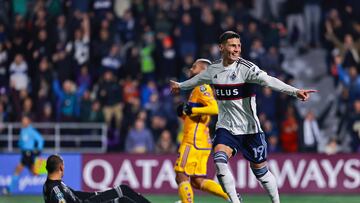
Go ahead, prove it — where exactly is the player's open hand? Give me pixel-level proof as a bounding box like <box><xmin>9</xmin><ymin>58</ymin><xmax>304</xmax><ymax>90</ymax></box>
<box><xmin>170</xmin><ymin>80</ymin><xmax>180</xmax><ymax>94</ymax></box>
<box><xmin>296</xmin><ymin>89</ymin><xmax>317</xmax><ymax>101</ymax></box>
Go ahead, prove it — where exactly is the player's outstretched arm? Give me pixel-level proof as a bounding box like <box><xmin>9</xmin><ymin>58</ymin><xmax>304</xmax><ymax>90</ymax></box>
<box><xmin>295</xmin><ymin>89</ymin><xmax>317</xmax><ymax>101</ymax></box>
<box><xmin>170</xmin><ymin>80</ymin><xmax>181</xmax><ymax>94</ymax></box>
<box><xmin>170</xmin><ymin>67</ymin><xmax>212</xmax><ymax>94</ymax></box>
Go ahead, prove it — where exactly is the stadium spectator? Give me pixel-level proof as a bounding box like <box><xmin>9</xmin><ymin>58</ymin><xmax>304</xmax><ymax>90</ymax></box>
<box><xmin>122</xmin><ymin>77</ymin><xmax>139</xmax><ymax>103</ymax></box>
<box><xmin>9</xmin><ymin>53</ymin><xmax>28</xmax><ymax>91</ymax></box>
<box><xmin>79</xmin><ymin>90</ymin><xmax>92</xmax><ymax>122</ymax></box>
<box><xmin>77</xmin><ymin>65</ymin><xmax>92</xmax><ymax>88</ymax></box>
<box><xmin>140</xmin><ymin>80</ymin><xmax>157</xmax><ymax>108</ymax></box>
<box><xmin>29</xmin><ymin>29</ymin><xmax>51</xmax><ymax>62</ymax></box>
<box><xmin>22</xmin><ymin>97</ymin><xmax>34</xmax><ymax>120</ymax></box>
<box><xmin>257</xmin><ymin>87</ymin><xmax>277</xmax><ymax>121</ymax></box>
<box><xmin>101</xmin><ymin>44</ymin><xmax>122</xmax><ymax>75</ymax></box>
<box><xmin>140</xmin><ymin>29</ymin><xmax>156</xmax><ymax>80</ymax></box>
<box><xmin>51</xmin><ymin>14</ymin><xmax>69</xmax><ymax>45</ymax></box>
<box><xmin>0</xmin><ymin>102</ymin><xmax>6</xmax><ymax>123</ymax></box>
<box><xmin>304</xmin><ymin>0</ymin><xmax>322</xmax><ymax>46</ymax></box>
<box><xmin>125</xmin><ymin>118</ymin><xmax>154</xmax><ymax>154</ymax></box>
<box><xmin>157</xmin><ymin>36</ymin><xmax>178</xmax><ymax>81</ymax></box>
<box><xmin>284</xmin><ymin>0</ymin><xmax>305</xmax><ymax>46</ymax></box>
<box><xmin>66</xmin><ymin>13</ymin><xmax>90</xmax><ymax>68</ymax></box>
<box><xmin>33</xmin><ymin>57</ymin><xmax>53</xmax><ymax>103</ymax></box>
<box><xmin>97</xmin><ymin>71</ymin><xmax>123</xmax><ymax>129</ymax></box>
<box><xmin>52</xmin><ymin>79</ymin><xmax>87</xmax><ymax>121</ymax></box>
<box><xmin>123</xmin><ymin>46</ymin><xmax>141</xmax><ymax>79</ymax></box>
<box><xmin>336</xmin><ymin>59</ymin><xmax>360</xmax><ymax>107</ymax></box>
<box><xmin>263</xmin><ymin>120</ymin><xmax>280</xmax><ymax>153</ymax></box>
<box><xmin>0</xmin><ymin>43</ymin><xmax>8</xmax><ymax>89</ymax></box>
<box><xmin>37</xmin><ymin>102</ymin><xmax>54</xmax><ymax>123</ymax></box>
<box><xmin>348</xmin><ymin>99</ymin><xmax>360</xmax><ymax>152</ymax></box>
<box><xmin>280</xmin><ymin>105</ymin><xmax>300</xmax><ymax>152</ymax></box>
<box><xmin>174</xmin><ymin>12</ymin><xmax>197</xmax><ymax>59</ymax></box>
<box><xmin>150</xmin><ymin>115</ymin><xmax>167</xmax><ymax>142</ymax></box>
<box><xmin>117</xmin><ymin>9</ymin><xmax>136</xmax><ymax>43</ymax></box>
<box><xmin>155</xmin><ymin>129</ymin><xmax>177</xmax><ymax>154</ymax></box>
<box><xmin>300</xmin><ymin>110</ymin><xmax>322</xmax><ymax>152</ymax></box>
<box><xmin>325</xmin><ymin>22</ymin><xmax>360</xmax><ymax>67</ymax></box>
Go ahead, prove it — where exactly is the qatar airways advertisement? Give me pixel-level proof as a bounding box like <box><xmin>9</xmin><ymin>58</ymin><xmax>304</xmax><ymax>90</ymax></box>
<box><xmin>81</xmin><ymin>153</ymin><xmax>360</xmax><ymax>194</ymax></box>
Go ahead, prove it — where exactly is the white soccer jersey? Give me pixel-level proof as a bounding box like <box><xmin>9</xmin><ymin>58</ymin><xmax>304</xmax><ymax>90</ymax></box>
<box><xmin>179</xmin><ymin>58</ymin><xmax>299</xmax><ymax>135</ymax></box>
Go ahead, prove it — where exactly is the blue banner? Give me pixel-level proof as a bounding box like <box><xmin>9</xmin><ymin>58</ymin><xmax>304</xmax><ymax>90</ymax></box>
<box><xmin>0</xmin><ymin>154</ymin><xmax>81</xmax><ymax>195</ymax></box>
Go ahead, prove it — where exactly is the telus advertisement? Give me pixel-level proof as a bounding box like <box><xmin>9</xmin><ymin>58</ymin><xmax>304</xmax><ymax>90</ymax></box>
<box><xmin>0</xmin><ymin>154</ymin><xmax>81</xmax><ymax>194</ymax></box>
<box><xmin>82</xmin><ymin>154</ymin><xmax>360</xmax><ymax>194</ymax></box>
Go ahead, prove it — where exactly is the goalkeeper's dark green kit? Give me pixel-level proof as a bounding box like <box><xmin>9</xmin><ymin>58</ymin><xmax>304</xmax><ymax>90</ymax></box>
<box><xmin>43</xmin><ymin>179</ymin><xmax>150</xmax><ymax>203</ymax></box>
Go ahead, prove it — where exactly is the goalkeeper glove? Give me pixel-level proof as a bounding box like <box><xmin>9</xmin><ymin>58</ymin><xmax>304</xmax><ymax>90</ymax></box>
<box><xmin>182</xmin><ymin>103</ymin><xmax>193</xmax><ymax>115</ymax></box>
<box><xmin>176</xmin><ymin>103</ymin><xmax>185</xmax><ymax>117</ymax></box>
<box><xmin>176</xmin><ymin>103</ymin><xmax>193</xmax><ymax>116</ymax></box>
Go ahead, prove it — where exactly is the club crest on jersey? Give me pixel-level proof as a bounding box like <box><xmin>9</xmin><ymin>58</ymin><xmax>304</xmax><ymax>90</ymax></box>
<box><xmin>200</xmin><ymin>86</ymin><xmax>207</xmax><ymax>92</ymax></box>
<box><xmin>230</xmin><ymin>72</ymin><xmax>236</xmax><ymax>80</ymax></box>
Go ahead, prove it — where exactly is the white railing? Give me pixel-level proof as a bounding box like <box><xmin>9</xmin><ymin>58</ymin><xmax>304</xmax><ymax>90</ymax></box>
<box><xmin>0</xmin><ymin>122</ymin><xmax>107</xmax><ymax>153</ymax></box>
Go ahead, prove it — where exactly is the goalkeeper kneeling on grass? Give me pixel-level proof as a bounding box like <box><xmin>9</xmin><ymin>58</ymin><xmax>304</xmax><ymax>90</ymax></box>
<box><xmin>43</xmin><ymin>154</ymin><xmax>151</xmax><ymax>203</ymax></box>
<box><xmin>5</xmin><ymin>115</ymin><xmax>44</xmax><ymax>194</ymax></box>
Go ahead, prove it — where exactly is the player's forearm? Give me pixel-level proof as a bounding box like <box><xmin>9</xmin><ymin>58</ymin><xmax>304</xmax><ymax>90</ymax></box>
<box><xmin>258</xmin><ymin>74</ymin><xmax>299</xmax><ymax>97</ymax></box>
<box><xmin>73</xmin><ymin>190</ymin><xmax>95</xmax><ymax>199</ymax></box>
<box><xmin>192</xmin><ymin>105</ymin><xmax>218</xmax><ymax>115</ymax></box>
<box><xmin>179</xmin><ymin>70</ymin><xmax>211</xmax><ymax>90</ymax></box>
<box><xmin>179</xmin><ymin>78</ymin><xmax>203</xmax><ymax>90</ymax></box>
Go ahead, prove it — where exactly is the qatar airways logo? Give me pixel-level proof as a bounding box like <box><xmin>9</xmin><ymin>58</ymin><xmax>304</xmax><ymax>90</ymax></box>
<box><xmin>213</xmin><ymin>83</ymin><xmax>255</xmax><ymax>100</ymax></box>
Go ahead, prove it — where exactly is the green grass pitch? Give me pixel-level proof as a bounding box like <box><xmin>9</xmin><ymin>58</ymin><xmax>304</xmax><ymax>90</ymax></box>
<box><xmin>1</xmin><ymin>194</ymin><xmax>359</xmax><ymax>203</ymax></box>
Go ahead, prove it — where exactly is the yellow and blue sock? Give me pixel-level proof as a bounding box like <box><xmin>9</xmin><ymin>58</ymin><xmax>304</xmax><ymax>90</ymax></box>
<box><xmin>178</xmin><ymin>181</ymin><xmax>193</xmax><ymax>203</ymax></box>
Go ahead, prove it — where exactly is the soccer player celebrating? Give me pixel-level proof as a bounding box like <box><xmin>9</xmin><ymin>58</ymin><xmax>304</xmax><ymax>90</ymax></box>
<box><xmin>174</xmin><ymin>59</ymin><xmax>229</xmax><ymax>203</ymax></box>
<box><xmin>170</xmin><ymin>31</ymin><xmax>316</xmax><ymax>203</ymax></box>
<box><xmin>43</xmin><ymin>154</ymin><xmax>150</xmax><ymax>203</ymax></box>
<box><xmin>6</xmin><ymin>115</ymin><xmax>44</xmax><ymax>194</ymax></box>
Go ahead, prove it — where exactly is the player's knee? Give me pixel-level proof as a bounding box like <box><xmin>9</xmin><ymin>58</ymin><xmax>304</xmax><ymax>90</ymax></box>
<box><xmin>119</xmin><ymin>184</ymin><xmax>131</xmax><ymax>193</ymax></box>
<box><xmin>190</xmin><ymin>177</ymin><xmax>203</xmax><ymax>189</ymax></box>
<box><xmin>175</xmin><ymin>172</ymin><xmax>189</xmax><ymax>184</ymax></box>
<box><xmin>251</xmin><ymin>165</ymin><xmax>268</xmax><ymax>179</ymax></box>
<box><xmin>214</xmin><ymin>144</ymin><xmax>233</xmax><ymax>157</ymax></box>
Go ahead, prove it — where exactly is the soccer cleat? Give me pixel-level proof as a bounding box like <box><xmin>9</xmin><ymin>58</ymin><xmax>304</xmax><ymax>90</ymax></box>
<box><xmin>174</xmin><ymin>201</ymin><xmax>182</xmax><ymax>203</ymax></box>
<box><xmin>237</xmin><ymin>193</ymin><xmax>243</xmax><ymax>203</ymax></box>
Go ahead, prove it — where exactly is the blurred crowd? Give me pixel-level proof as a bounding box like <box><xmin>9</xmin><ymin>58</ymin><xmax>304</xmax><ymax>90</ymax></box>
<box><xmin>0</xmin><ymin>0</ymin><xmax>359</xmax><ymax>154</ymax></box>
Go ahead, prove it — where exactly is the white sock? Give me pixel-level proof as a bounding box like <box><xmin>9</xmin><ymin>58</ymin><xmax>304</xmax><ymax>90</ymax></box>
<box><xmin>257</xmin><ymin>171</ymin><xmax>280</xmax><ymax>203</ymax></box>
<box><xmin>215</xmin><ymin>162</ymin><xmax>240</xmax><ymax>203</ymax></box>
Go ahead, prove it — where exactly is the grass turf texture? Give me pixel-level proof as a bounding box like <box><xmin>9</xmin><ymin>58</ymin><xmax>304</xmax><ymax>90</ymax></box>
<box><xmin>1</xmin><ymin>195</ymin><xmax>359</xmax><ymax>203</ymax></box>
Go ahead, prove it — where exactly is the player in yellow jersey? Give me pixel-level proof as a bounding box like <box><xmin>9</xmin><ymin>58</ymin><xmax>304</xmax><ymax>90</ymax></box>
<box><xmin>174</xmin><ymin>59</ymin><xmax>229</xmax><ymax>203</ymax></box>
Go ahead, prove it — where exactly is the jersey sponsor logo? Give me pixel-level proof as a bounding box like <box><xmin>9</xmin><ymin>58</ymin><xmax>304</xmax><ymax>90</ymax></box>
<box><xmin>213</xmin><ymin>83</ymin><xmax>255</xmax><ymax>100</ymax></box>
<box><xmin>214</xmin><ymin>74</ymin><xmax>218</xmax><ymax>79</ymax></box>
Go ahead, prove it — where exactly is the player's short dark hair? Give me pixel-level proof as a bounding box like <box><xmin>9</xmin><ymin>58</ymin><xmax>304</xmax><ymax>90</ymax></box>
<box><xmin>46</xmin><ymin>154</ymin><xmax>64</xmax><ymax>174</ymax></box>
<box><xmin>218</xmin><ymin>31</ymin><xmax>240</xmax><ymax>44</ymax></box>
